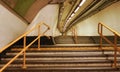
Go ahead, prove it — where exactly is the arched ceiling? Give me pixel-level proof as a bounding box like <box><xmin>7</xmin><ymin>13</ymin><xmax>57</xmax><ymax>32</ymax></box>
<box><xmin>2</xmin><ymin>0</ymin><xmax>53</xmax><ymax>23</ymax></box>
<box><xmin>57</xmin><ymin>0</ymin><xmax>120</xmax><ymax>33</ymax></box>
<box><xmin>1</xmin><ymin>0</ymin><xmax>120</xmax><ymax>33</ymax></box>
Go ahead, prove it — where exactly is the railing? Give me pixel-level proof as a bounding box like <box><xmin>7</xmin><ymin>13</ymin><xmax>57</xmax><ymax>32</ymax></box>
<box><xmin>0</xmin><ymin>22</ymin><xmax>50</xmax><ymax>72</ymax></box>
<box><xmin>71</xmin><ymin>27</ymin><xmax>78</xmax><ymax>44</ymax></box>
<box><xmin>98</xmin><ymin>22</ymin><xmax>120</xmax><ymax>68</ymax></box>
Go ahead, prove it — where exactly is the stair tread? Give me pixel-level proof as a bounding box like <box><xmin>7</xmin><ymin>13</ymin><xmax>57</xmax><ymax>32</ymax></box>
<box><xmin>2</xmin><ymin>55</ymin><xmax>109</xmax><ymax>59</ymax></box>
<box><xmin>1</xmin><ymin>57</ymin><xmax>117</xmax><ymax>61</ymax></box>
<box><xmin>0</xmin><ymin>59</ymin><xmax>113</xmax><ymax>64</ymax></box>
<box><xmin>3</xmin><ymin>67</ymin><xmax>119</xmax><ymax>72</ymax></box>
<box><xmin>10</xmin><ymin>47</ymin><xmax>115</xmax><ymax>51</ymax></box>
<box><xmin>0</xmin><ymin>63</ymin><xmax>115</xmax><ymax>68</ymax></box>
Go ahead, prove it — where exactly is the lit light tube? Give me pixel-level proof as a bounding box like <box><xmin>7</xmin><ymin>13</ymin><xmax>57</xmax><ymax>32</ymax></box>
<box><xmin>79</xmin><ymin>0</ymin><xmax>86</xmax><ymax>6</ymax></box>
<box><xmin>69</xmin><ymin>17</ymin><xmax>71</xmax><ymax>20</ymax></box>
<box><xmin>74</xmin><ymin>7</ymin><xmax>80</xmax><ymax>13</ymax></box>
<box><xmin>71</xmin><ymin>13</ymin><xmax>75</xmax><ymax>17</ymax></box>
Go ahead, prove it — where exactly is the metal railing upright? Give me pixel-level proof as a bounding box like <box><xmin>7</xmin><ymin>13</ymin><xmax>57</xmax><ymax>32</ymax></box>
<box><xmin>0</xmin><ymin>22</ymin><xmax>50</xmax><ymax>72</ymax></box>
<box><xmin>98</xmin><ymin>22</ymin><xmax>120</xmax><ymax>68</ymax></box>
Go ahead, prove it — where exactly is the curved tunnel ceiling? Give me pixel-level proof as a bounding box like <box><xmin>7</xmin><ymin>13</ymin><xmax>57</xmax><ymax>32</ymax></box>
<box><xmin>1</xmin><ymin>0</ymin><xmax>120</xmax><ymax>34</ymax></box>
<box><xmin>64</xmin><ymin>0</ymin><xmax>120</xmax><ymax>33</ymax></box>
<box><xmin>58</xmin><ymin>0</ymin><xmax>120</xmax><ymax>33</ymax></box>
<box><xmin>1</xmin><ymin>0</ymin><xmax>64</xmax><ymax>23</ymax></box>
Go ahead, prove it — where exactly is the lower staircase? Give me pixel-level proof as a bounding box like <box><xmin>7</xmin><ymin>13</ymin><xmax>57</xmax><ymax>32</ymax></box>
<box><xmin>0</xmin><ymin>46</ymin><xmax>120</xmax><ymax>72</ymax></box>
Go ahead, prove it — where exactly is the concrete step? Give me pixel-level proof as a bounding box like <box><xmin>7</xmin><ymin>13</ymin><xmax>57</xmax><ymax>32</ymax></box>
<box><xmin>3</xmin><ymin>67</ymin><xmax>120</xmax><ymax>72</ymax></box>
<box><xmin>1</xmin><ymin>46</ymin><xmax>120</xmax><ymax>72</ymax></box>
<box><xmin>0</xmin><ymin>63</ymin><xmax>119</xmax><ymax>72</ymax></box>
<box><xmin>0</xmin><ymin>63</ymin><xmax>116</xmax><ymax>68</ymax></box>
<box><xmin>10</xmin><ymin>46</ymin><xmax>118</xmax><ymax>52</ymax></box>
<box><xmin>0</xmin><ymin>59</ymin><xmax>113</xmax><ymax>64</ymax></box>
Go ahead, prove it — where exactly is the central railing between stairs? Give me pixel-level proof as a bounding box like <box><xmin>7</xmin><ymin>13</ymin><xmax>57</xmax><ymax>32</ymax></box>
<box><xmin>71</xmin><ymin>27</ymin><xmax>78</xmax><ymax>44</ymax></box>
<box><xmin>98</xmin><ymin>22</ymin><xmax>120</xmax><ymax>68</ymax></box>
<box><xmin>0</xmin><ymin>22</ymin><xmax>50</xmax><ymax>72</ymax></box>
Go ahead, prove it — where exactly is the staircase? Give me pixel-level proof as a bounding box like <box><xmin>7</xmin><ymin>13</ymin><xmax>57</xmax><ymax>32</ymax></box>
<box><xmin>0</xmin><ymin>46</ymin><xmax>120</xmax><ymax>72</ymax></box>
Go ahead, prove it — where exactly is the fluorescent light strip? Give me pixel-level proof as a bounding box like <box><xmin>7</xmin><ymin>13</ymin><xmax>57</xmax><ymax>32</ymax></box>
<box><xmin>69</xmin><ymin>17</ymin><xmax>71</xmax><ymax>20</ymax></box>
<box><xmin>71</xmin><ymin>13</ymin><xmax>75</xmax><ymax>17</ymax></box>
<box><xmin>79</xmin><ymin>0</ymin><xmax>86</xmax><ymax>6</ymax></box>
<box><xmin>74</xmin><ymin>7</ymin><xmax>80</xmax><ymax>13</ymax></box>
<box><xmin>66</xmin><ymin>20</ymin><xmax>69</xmax><ymax>23</ymax></box>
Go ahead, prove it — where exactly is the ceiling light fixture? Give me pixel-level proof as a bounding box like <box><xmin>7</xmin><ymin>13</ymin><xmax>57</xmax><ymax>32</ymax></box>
<box><xmin>69</xmin><ymin>17</ymin><xmax>71</xmax><ymax>20</ymax></box>
<box><xmin>74</xmin><ymin>7</ymin><xmax>80</xmax><ymax>13</ymax></box>
<box><xmin>63</xmin><ymin>0</ymin><xmax>86</xmax><ymax>32</ymax></box>
<box><xmin>79</xmin><ymin>0</ymin><xmax>86</xmax><ymax>6</ymax></box>
<box><xmin>71</xmin><ymin>13</ymin><xmax>75</xmax><ymax>17</ymax></box>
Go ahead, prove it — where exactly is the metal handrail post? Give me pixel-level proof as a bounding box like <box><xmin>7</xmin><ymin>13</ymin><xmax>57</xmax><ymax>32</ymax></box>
<box><xmin>98</xmin><ymin>23</ymin><xmax>120</xmax><ymax>68</ymax></box>
<box><xmin>113</xmin><ymin>33</ymin><xmax>117</xmax><ymax>68</ymax></box>
<box><xmin>22</xmin><ymin>36</ymin><xmax>27</xmax><ymax>69</ymax></box>
<box><xmin>38</xmin><ymin>25</ymin><xmax>40</xmax><ymax>50</ymax></box>
<box><xmin>99</xmin><ymin>24</ymin><xmax>103</xmax><ymax>50</ymax></box>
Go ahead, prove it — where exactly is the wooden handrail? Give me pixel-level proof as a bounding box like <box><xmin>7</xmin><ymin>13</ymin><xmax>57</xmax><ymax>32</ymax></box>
<box><xmin>98</xmin><ymin>22</ymin><xmax>119</xmax><ymax>68</ymax></box>
<box><xmin>0</xmin><ymin>22</ymin><xmax>50</xmax><ymax>72</ymax></box>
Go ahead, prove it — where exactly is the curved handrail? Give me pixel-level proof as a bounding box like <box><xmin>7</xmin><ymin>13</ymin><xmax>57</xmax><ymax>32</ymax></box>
<box><xmin>98</xmin><ymin>22</ymin><xmax>120</xmax><ymax>37</ymax></box>
<box><xmin>0</xmin><ymin>22</ymin><xmax>50</xmax><ymax>72</ymax></box>
<box><xmin>98</xmin><ymin>22</ymin><xmax>119</xmax><ymax>68</ymax></box>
